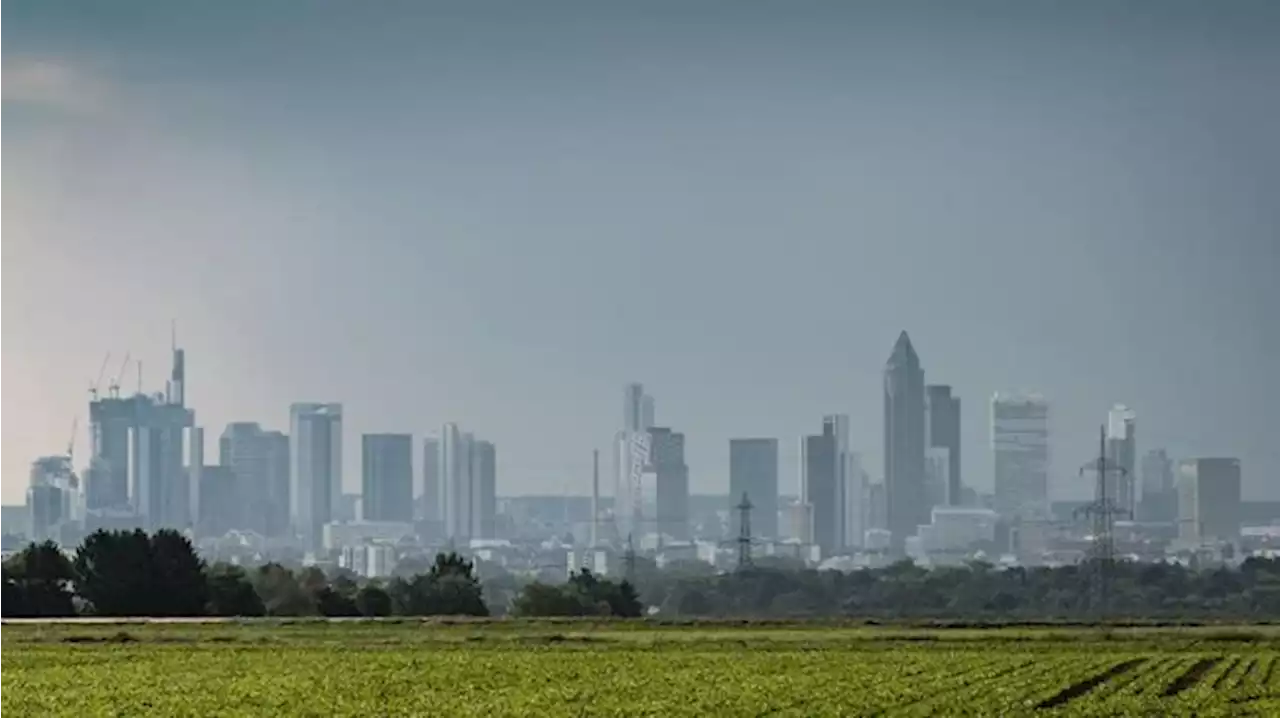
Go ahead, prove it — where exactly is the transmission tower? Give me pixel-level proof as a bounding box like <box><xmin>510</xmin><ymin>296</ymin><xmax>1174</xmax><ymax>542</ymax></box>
<box><xmin>623</xmin><ymin>532</ymin><xmax>637</xmax><ymax>582</ymax></box>
<box><xmin>1074</xmin><ymin>424</ymin><xmax>1130</xmax><ymax>619</ymax></box>
<box><xmin>735</xmin><ymin>492</ymin><xmax>754</xmax><ymax>571</ymax></box>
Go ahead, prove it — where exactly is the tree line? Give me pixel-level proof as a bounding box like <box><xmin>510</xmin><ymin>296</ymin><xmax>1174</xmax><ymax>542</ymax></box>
<box><xmin>631</xmin><ymin>556</ymin><xmax>1280</xmax><ymax>619</ymax></box>
<box><xmin>1</xmin><ymin>530</ymin><xmax>640</xmax><ymax>619</ymax></box>
<box><xmin>8</xmin><ymin>529</ymin><xmax>1280</xmax><ymax>620</ymax></box>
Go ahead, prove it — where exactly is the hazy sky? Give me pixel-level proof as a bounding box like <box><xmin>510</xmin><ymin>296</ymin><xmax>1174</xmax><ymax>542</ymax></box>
<box><xmin>4</xmin><ymin>1</ymin><xmax>1278</xmax><ymax>505</ymax></box>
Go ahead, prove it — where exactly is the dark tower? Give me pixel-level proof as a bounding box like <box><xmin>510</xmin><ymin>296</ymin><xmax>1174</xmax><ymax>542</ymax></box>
<box><xmin>884</xmin><ymin>331</ymin><xmax>926</xmax><ymax>556</ymax></box>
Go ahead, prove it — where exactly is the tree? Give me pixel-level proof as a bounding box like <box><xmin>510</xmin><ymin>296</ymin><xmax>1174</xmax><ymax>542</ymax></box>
<box><xmin>149</xmin><ymin>530</ymin><xmax>208</xmax><ymax>616</ymax></box>
<box><xmin>74</xmin><ymin>529</ymin><xmax>207</xmax><ymax>616</ymax></box>
<box><xmin>2</xmin><ymin>541</ymin><xmax>76</xmax><ymax>617</ymax></box>
<box><xmin>252</xmin><ymin>563</ymin><xmax>316</xmax><ymax>616</ymax></box>
<box><xmin>73</xmin><ymin>529</ymin><xmax>154</xmax><ymax>616</ymax></box>
<box><xmin>355</xmin><ymin>585</ymin><xmax>393</xmax><ymax>617</ymax></box>
<box><xmin>206</xmin><ymin>563</ymin><xmax>265</xmax><ymax>616</ymax></box>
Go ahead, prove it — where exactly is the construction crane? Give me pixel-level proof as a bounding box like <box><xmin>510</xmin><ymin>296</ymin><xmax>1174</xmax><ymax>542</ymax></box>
<box><xmin>65</xmin><ymin>416</ymin><xmax>78</xmax><ymax>464</ymax></box>
<box><xmin>108</xmin><ymin>351</ymin><xmax>131</xmax><ymax>398</ymax></box>
<box><xmin>88</xmin><ymin>352</ymin><xmax>111</xmax><ymax>401</ymax></box>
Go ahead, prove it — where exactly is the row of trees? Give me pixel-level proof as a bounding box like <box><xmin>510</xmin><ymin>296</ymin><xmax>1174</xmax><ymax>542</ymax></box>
<box><xmin>9</xmin><ymin>530</ymin><xmax>1280</xmax><ymax>620</ymax></box>
<box><xmin>1</xmin><ymin>530</ymin><xmax>640</xmax><ymax>619</ymax></box>
<box><xmin>634</xmin><ymin>557</ymin><xmax>1280</xmax><ymax>619</ymax></box>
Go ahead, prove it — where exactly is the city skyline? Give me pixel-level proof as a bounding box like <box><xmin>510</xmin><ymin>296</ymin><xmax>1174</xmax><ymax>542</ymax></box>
<box><xmin>5</xmin><ymin>2</ymin><xmax>1278</xmax><ymax>504</ymax></box>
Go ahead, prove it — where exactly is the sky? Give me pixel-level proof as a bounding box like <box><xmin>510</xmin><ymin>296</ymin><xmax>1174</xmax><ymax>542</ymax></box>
<box><xmin>3</xmin><ymin>1</ymin><xmax>1279</xmax><ymax>505</ymax></box>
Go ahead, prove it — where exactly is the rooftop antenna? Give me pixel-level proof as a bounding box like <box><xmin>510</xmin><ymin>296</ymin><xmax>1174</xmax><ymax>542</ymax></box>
<box><xmin>137</xmin><ymin>360</ymin><xmax>143</xmax><ymax>396</ymax></box>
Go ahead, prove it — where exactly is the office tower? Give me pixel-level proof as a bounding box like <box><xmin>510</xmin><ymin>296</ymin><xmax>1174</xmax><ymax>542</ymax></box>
<box><xmin>991</xmin><ymin>393</ymin><xmax>1050</xmax><ymax>521</ymax></box>
<box><xmin>729</xmin><ymin>438</ymin><xmax>779</xmax><ymax>539</ymax></box>
<box><xmin>1177</xmin><ymin>458</ymin><xmax>1242</xmax><ymax>545</ymax></box>
<box><xmin>440</xmin><ymin>424</ymin><xmax>495</xmax><ymax>542</ymax></box>
<box><xmin>87</xmin><ymin>395</ymin><xmax>135</xmax><ymax>510</ymax></box>
<box><xmin>28</xmin><ymin>456</ymin><xmax>75</xmax><ymax>543</ymax></box>
<box><xmin>623</xmin><ymin>383</ymin><xmax>654</xmax><ymax>433</ymax></box>
<box><xmin>218</xmin><ymin>423</ymin><xmax>291</xmax><ymax>536</ymax></box>
<box><xmin>261</xmin><ymin>431</ymin><xmax>290</xmax><ymax>537</ymax></box>
<box><xmin>884</xmin><ymin>331</ymin><xmax>927</xmax><ymax>555</ymax></box>
<box><xmin>869</xmin><ymin>482</ymin><xmax>887</xmax><ymax>530</ymax></box>
<box><xmin>842</xmin><ymin>451</ymin><xmax>868</xmax><ymax>549</ymax></box>
<box><xmin>926</xmin><ymin>385</ymin><xmax>962</xmax><ymax>506</ymax></box>
<box><xmin>196</xmin><ymin>466</ymin><xmax>237</xmax><ymax>537</ymax></box>
<box><xmin>648</xmin><ymin>427</ymin><xmax>689</xmax><ymax>541</ymax></box>
<box><xmin>1105</xmin><ymin>405</ymin><xmax>1137</xmax><ymax>517</ymax></box>
<box><xmin>362</xmin><ymin>434</ymin><xmax>413</xmax><ymax>522</ymax></box>
<box><xmin>615</xmin><ymin>382</ymin><xmax>655</xmax><ymax>541</ymax></box>
<box><xmin>419</xmin><ymin>437</ymin><xmax>440</xmax><ymax>524</ymax></box>
<box><xmin>131</xmin><ymin>395</ymin><xmax>195</xmax><ymax>530</ymax></box>
<box><xmin>801</xmin><ymin>417</ymin><xmax>844</xmax><ymax>555</ymax></box>
<box><xmin>188</xmin><ymin>426</ymin><xmax>203</xmax><ymax>528</ymax></box>
<box><xmin>1139</xmin><ymin>449</ymin><xmax>1176</xmax><ymax>523</ymax></box>
<box><xmin>471</xmin><ymin>440</ymin><xmax>497</xmax><ymax>539</ymax></box>
<box><xmin>290</xmin><ymin>403</ymin><xmax>342</xmax><ymax>552</ymax></box>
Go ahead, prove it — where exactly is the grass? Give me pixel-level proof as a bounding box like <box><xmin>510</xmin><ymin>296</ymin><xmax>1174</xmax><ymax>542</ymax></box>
<box><xmin>4</xmin><ymin>620</ymin><xmax>1280</xmax><ymax>716</ymax></box>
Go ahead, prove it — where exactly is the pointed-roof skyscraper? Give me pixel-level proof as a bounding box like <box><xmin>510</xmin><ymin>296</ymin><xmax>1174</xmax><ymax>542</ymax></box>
<box><xmin>884</xmin><ymin>331</ymin><xmax>927</xmax><ymax>556</ymax></box>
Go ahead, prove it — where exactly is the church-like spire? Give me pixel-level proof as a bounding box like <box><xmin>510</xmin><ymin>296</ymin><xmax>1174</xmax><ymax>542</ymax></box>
<box><xmin>886</xmin><ymin>330</ymin><xmax>919</xmax><ymax>367</ymax></box>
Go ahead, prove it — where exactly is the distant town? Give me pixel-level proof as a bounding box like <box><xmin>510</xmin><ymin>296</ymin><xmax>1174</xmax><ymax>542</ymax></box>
<box><xmin>5</xmin><ymin>330</ymin><xmax>1271</xmax><ymax>580</ymax></box>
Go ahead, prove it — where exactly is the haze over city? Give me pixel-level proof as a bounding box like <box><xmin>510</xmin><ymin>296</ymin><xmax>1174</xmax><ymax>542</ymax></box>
<box><xmin>4</xmin><ymin>0</ymin><xmax>1279</xmax><ymax>506</ymax></box>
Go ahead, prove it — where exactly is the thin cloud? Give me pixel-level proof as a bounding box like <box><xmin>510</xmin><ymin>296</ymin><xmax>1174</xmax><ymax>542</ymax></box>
<box><xmin>2</xmin><ymin>58</ymin><xmax>111</xmax><ymax>115</ymax></box>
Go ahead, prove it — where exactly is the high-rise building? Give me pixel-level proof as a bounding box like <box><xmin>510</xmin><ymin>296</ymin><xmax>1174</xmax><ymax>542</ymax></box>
<box><xmin>87</xmin><ymin>396</ymin><xmax>136</xmax><ymax>510</ymax></box>
<box><xmin>440</xmin><ymin>423</ymin><xmax>472</xmax><ymax>541</ymax></box>
<box><xmin>362</xmin><ymin>434</ymin><xmax>413</xmax><ymax>523</ymax></box>
<box><xmin>218</xmin><ymin>423</ymin><xmax>291</xmax><ymax>537</ymax></box>
<box><xmin>729</xmin><ymin>438</ymin><xmax>779</xmax><ymax>539</ymax></box>
<box><xmin>802</xmin><ymin>417</ymin><xmax>844</xmax><ymax>555</ymax></box>
<box><xmin>1177</xmin><ymin>458</ymin><xmax>1242</xmax><ymax>545</ymax></box>
<box><xmin>648</xmin><ymin>427</ymin><xmax>689</xmax><ymax>541</ymax></box>
<box><xmin>471</xmin><ymin>440</ymin><xmax>497</xmax><ymax>540</ymax></box>
<box><xmin>419</xmin><ymin>437</ymin><xmax>440</xmax><ymax>525</ymax></box>
<box><xmin>884</xmin><ymin>331</ymin><xmax>927</xmax><ymax>555</ymax></box>
<box><xmin>196</xmin><ymin>465</ymin><xmax>237</xmax><ymax>537</ymax></box>
<box><xmin>842</xmin><ymin>453</ymin><xmax>869</xmax><ymax>549</ymax></box>
<box><xmin>991</xmin><ymin>393</ymin><xmax>1050</xmax><ymax>521</ymax></box>
<box><xmin>439</xmin><ymin>424</ymin><xmax>497</xmax><ymax>541</ymax></box>
<box><xmin>290</xmin><ymin>403</ymin><xmax>342</xmax><ymax>553</ymax></box>
<box><xmin>131</xmin><ymin>396</ymin><xmax>195</xmax><ymax>531</ymax></box>
<box><xmin>1139</xmin><ymin>448</ymin><xmax>1176</xmax><ymax>523</ymax></box>
<box><xmin>28</xmin><ymin>456</ymin><xmax>75</xmax><ymax>543</ymax></box>
<box><xmin>615</xmin><ymin>383</ymin><xmax>655</xmax><ymax>542</ymax></box>
<box><xmin>926</xmin><ymin>385</ymin><xmax>962</xmax><ymax>506</ymax></box>
<box><xmin>1105</xmin><ymin>405</ymin><xmax>1137</xmax><ymax>518</ymax></box>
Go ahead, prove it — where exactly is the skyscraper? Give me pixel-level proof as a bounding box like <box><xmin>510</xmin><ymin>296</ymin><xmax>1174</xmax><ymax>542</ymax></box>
<box><xmin>440</xmin><ymin>423</ymin><xmax>473</xmax><ymax>542</ymax></box>
<box><xmin>884</xmin><ymin>331</ymin><xmax>927</xmax><ymax>555</ymax></box>
<box><xmin>471</xmin><ymin>440</ymin><xmax>497</xmax><ymax>540</ymax></box>
<box><xmin>362</xmin><ymin>434</ymin><xmax>413</xmax><ymax>522</ymax></box>
<box><xmin>991</xmin><ymin>393</ymin><xmax>1050</xmax><ymax>522</ymax></box>
<box><xmin>1139</xmin><ymin>448</ymin><xmax>1176</xmax><ymax>523</ymax></box>
<box><xmin>290</xmin><ymin>403</ymin><xmax>342</xmax><ymax>552</ymax></box>
<box><xmin>801</xmin><ymin>422</ymin><xmax>836</xmax><ymax>553</ymax></box>
<box><xmin>615</xmin><ymin>382</ymin><xmax>655</xmax><ymax>541</ymax></box>
<box><xmin>729</xmin><ymin>438</ymin><xmax>779</xmax><ymax>539</ymax></box>
<box><xmin>926</xmin><ymin>385</ymin><xmax>962</xmax><ymax>506</ymax></box>
<box><xmin>220</xmin><ymin>422</ymin><xmax>270</xmax><ymax>533</ymax></box>
<box><xmin>1177</xmin><ymin>458</ymin><xmax>1242</xmax><ymax>545</ymax></box>
<box><xmin>1105</xmin><ymin>405</ymin><xmax>1137</xmax><ymax>518</ymax></box>
<box><xmin>648</xmin><ymin>427</ymin><xmax>689</xmax><ymax>541</ymax></box>
<box><xmin>131</xmin><ymin>395</ymin><xmax>195</xmax><ymax>530</ymax></box>
<box><xmin>419</xmin><ymin>436</ymin><xmax>440</xmax><ymax>525</ymax></box>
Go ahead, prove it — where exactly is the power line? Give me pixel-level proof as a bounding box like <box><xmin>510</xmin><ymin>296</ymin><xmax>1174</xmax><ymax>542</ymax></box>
<box><xmin>1074</xmin><ymin>424</ymin><xmax>1130</xmax><ymax>619</ymax></box>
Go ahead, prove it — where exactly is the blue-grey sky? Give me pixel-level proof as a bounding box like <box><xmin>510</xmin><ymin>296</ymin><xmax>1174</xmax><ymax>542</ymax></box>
<box><xmin>4</xmin><ymin>1</ymin><xmax>1278</xmax><ymax>505</ymax></box>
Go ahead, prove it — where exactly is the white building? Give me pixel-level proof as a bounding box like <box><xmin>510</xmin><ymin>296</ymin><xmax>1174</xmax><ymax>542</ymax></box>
<box><xmin>322</xmin><ymin>520</ymin><xmax>415</xmax><ymax>552</ymax></box>
<box><xmin>991</xmin><ymin>393</ymin><xmax>1050</xmax><ymax>522</ymax></box>
<box><xmin>340</xmin><ymin>544</ymin><xmax>397</xmax><ymax>578</ymax></box>
<box><xmin>917</xmin><ymin>506</ymin><xmax>999</xmax><ymax>554</ymax></box>
<box><xmin>290</xmin><ymin>403</ymin><xmax>342</xmax><ymax>553</ymax></box>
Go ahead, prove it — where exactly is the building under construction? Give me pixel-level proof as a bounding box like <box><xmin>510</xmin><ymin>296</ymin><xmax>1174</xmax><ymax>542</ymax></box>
<box><xmin>84</xmin><ymin>341</ymin><xmax>195</xmax><ymax>531</ymax></box>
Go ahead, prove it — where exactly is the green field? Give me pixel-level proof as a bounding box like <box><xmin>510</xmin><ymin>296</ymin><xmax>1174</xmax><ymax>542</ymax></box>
<box><xmin>4</xmin><ymin>621</ymin><xmax>1280</xmax><ymax>716</ymax></box>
